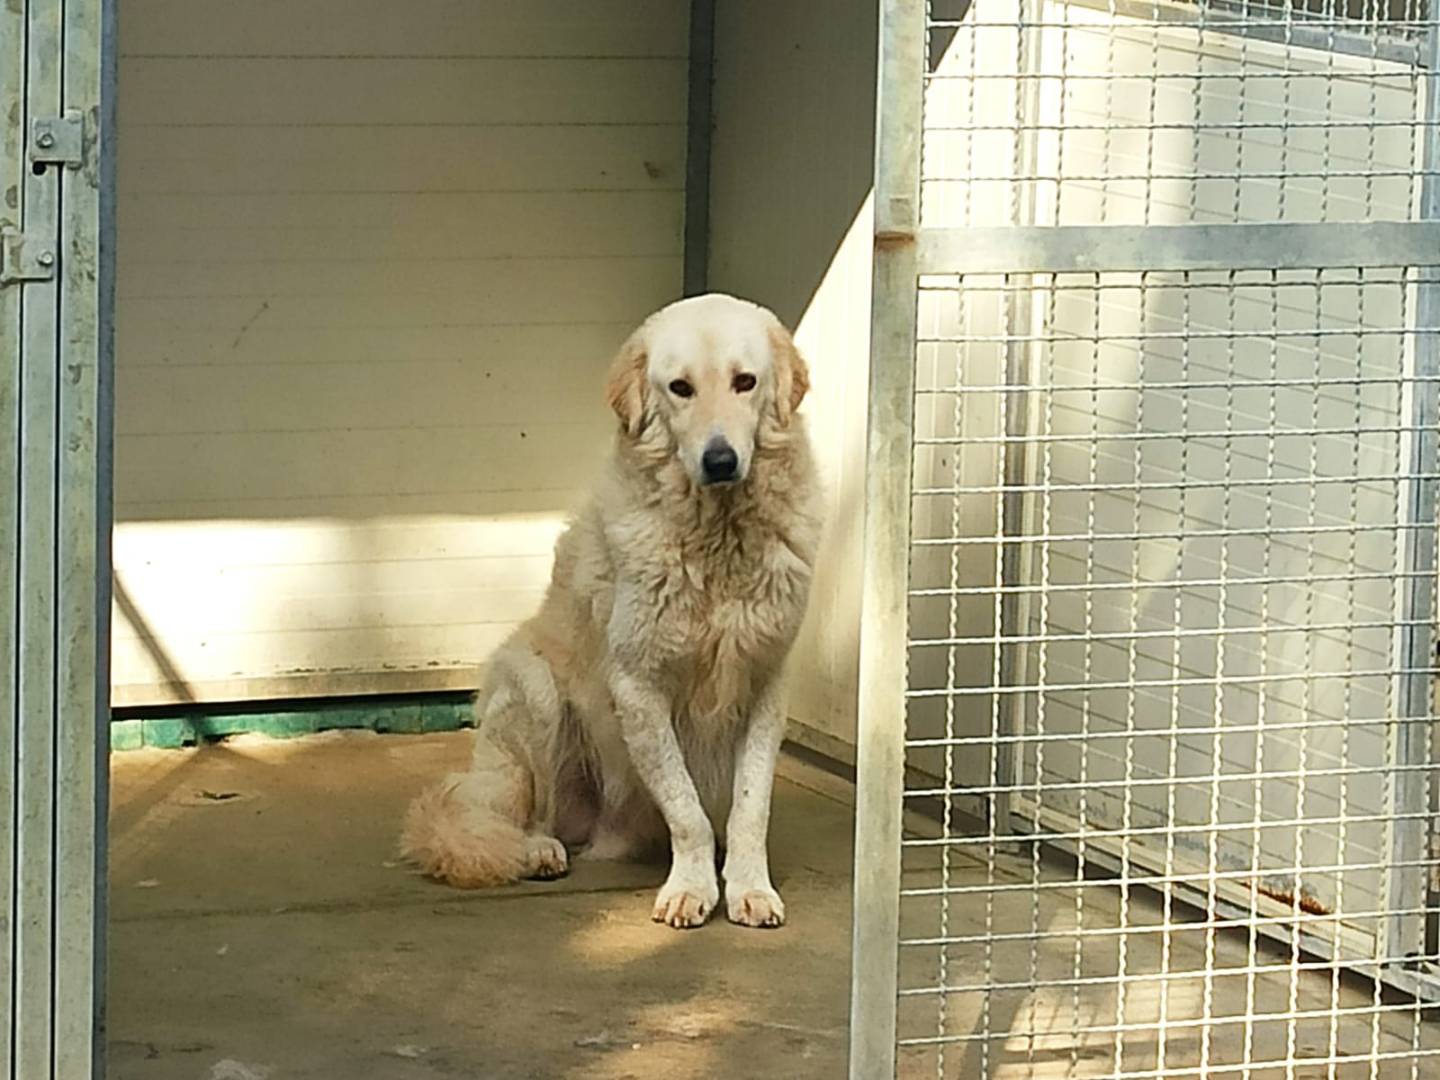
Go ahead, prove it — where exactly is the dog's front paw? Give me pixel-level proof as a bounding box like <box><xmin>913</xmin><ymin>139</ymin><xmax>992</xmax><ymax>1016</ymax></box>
<box><xmin>652</xmin><ymin>872</ymin><xmax>719</xmax><ymax>929</ymax></box>
<box><xmin>726</xmin><ymin>883</ymin><xmax>786</xmax><ymax>928</ymax></box>
<box><xmin>524</xmin><ymin>835</ymin><xmax>569</xmax><ymax>880</ymax></box>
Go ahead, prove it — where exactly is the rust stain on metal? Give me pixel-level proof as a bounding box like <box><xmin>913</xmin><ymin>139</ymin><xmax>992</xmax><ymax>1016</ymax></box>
<box><xmin>875</xmin><ymin>230</ymin><xmax>916</xmax><ymax>249</ymax></box>
<box><xmin>1255</xmin><ymin>880</ymin><xmax>1330</xmax><ymax>917</ymax></box>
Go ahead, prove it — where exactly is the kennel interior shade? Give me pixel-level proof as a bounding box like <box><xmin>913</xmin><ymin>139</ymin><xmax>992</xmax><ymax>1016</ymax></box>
<box><xmin>106</xmin><ymin>0</ymin><xmax>877</xmax><ymax>761</ymax></box>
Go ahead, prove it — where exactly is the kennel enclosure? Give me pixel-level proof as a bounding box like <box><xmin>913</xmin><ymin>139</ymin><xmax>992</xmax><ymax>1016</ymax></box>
<box><xmin>6</xmin><ymin>0</ymin><xmax>1440</xmax><ymax>1077</ymax></box>
<box><xmin>4</xmin><ymin>2</ymin><xmax>878</xmax><ymax>1075</ymax></box>
<box><xmin>853</xmin><ymin>1</ymin><xmax>1440</xmax><ymax>1077</ymax></box>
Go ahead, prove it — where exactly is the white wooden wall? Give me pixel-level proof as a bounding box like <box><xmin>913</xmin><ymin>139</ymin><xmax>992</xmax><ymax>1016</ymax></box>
<box><xmin>112</xmin><ymin>1</ymin><xmax>688</xmax><ymax>706</ymax></box>
<box><xmin>708</xmin><ymin>0</ymin><xmax>878</xmax><ymax>756</ymax></box>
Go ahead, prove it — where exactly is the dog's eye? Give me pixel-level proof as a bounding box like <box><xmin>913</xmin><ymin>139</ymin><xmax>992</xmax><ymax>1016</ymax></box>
<box><xmin>669</xmin><ymin>379</ymin><xmax>695</xmax><ymax>399</ymax></box>
<box><xmin>733</xmin><ymin>373</ymin><xmax>757</xmax><ymax>393</ymax></box>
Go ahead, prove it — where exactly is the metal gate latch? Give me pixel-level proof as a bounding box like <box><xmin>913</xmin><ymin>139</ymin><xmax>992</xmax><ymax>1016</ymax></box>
<box><xmin>29</xmin><ymin>110</ymin><xmax>85</xmax><ymax>169</ymax></box>
<box><xmin>0</xmin><ymin>229</ymin><xmax>57</xmax><ymax>286</ymax></box>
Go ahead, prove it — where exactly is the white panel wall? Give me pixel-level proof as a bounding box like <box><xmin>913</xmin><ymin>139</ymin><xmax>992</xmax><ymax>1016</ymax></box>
<box><xmin>708</xmin><ymin>0</ymin><xmax>878</xmax><ymax>755</ymax></box>
<box><xmin>113</xmin><ymin>1</ymin><xmax>688</xmax><ymax>705</ymax></box>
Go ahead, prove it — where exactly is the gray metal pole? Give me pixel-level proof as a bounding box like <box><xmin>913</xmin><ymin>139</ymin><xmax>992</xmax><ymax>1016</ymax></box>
<box><xmin>0</xmin><ymin>0</ymin><xmax>23</xmax><ymax>1066</ymax></box>
<box><xmin>683</xmin><ymin>0</ymin><xmax>715</xmax><ymax>297</ymax></box>
<box><xmin>2</xmin><ymin>0</ymin><xmax>111</xmax><ymax>1074</ymax></box>
<box><xmin>15</xmin><ymin>1</ymin><xmax>66</xmax><ymax>1071</ymax></box>
<box><xmin>849</xmin><ymin>0</ymin><xmax>923</xmax><ymax>1076</ymax></box>
<box><xmin>53</xmin><ymin>0</ymin><xmax>114</xmax><ymax>1072</ymax></box>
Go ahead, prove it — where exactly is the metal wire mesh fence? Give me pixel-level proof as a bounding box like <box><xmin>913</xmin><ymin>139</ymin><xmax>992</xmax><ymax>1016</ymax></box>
<box><xmin>922</xmin><ymin>0</ymin><xmax>1435</xmax><ymax>229</ymax></box>
<box><xmin>870</xmin><ymin>2</ymin><xmax>1440</xmax><ymax>1077</ymax></box>
<box><xmin>899</xmin><ymin>268</ymin><xmax>1440</xmax><ymax>1078</ymax></box>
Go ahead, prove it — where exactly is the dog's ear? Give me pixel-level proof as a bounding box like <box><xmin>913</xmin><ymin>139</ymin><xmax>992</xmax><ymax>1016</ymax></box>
<box><xmin>768</xmin><ymin>324</ymin><xmax>810</xmax><ymax>426</ymax></box>
<box><xmin>605</xmin><ymin>330</ymin><xmax>649</xmax><ymax>436</ymax></box>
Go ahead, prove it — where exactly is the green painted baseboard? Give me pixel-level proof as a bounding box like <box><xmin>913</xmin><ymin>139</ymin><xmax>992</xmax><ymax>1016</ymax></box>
<box><xmin>109</xmin><ymin>695</ymin><xmax>476</xmax><ymax>751</ymax></box>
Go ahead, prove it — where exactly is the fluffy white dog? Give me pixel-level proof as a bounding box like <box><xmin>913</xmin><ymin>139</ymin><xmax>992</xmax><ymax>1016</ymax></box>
<box><xmin>401</xmin><ymin>293</ymin><xmax>822</xmax><ymax>929</ymax></box>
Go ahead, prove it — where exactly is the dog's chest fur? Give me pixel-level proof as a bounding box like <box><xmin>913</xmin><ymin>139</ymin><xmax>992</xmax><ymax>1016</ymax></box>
<box><xmin>610</xmin><ymin>490</ymin><xmax>818</xmax><ymax>718</ymax></box>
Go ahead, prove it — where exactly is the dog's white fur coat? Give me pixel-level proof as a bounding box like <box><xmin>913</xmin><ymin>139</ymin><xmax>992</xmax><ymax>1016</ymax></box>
<box><xmin>401</xmin><ymin>294</ymin><xmax>822</xmax><ymax>928</ymax></box>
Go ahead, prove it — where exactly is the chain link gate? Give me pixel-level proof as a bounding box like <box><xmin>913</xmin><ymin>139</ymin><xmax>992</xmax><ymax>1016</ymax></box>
<box><xmin>852</xmin><ymin>2</ymin><xmax>1440</xmax><ymax>1078</ymax></box>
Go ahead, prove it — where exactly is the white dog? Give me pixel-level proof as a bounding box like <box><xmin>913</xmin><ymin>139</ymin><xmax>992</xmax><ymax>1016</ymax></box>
<box><xmin>401</xmin><ymin>293</ymin><xmax>823</xmax><ymax>928</ymax></box>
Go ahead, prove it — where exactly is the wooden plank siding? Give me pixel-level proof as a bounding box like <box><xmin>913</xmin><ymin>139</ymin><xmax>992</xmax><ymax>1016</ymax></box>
<box><xmin>112</xmin><ymin>1</ymin><xmax>688</xmax><ymax>705</ymax></box>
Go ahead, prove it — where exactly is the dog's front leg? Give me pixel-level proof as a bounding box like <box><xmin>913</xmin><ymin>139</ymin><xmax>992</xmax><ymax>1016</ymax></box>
<box><xmin>723</xmin><ymin>677</ymin><xmax>787</xmax><ymax>928</ymax></box>
<box><xmin>610</xmin><ymin>668</ymin><xmax>719</xmax><ymax>928</ymax></box>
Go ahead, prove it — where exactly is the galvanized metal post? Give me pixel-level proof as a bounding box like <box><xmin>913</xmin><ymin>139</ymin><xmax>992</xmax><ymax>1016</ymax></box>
<box><xmin>2</xmin><ymin>0</ymin><xmax>112</xmax><ymax>1075</ymax></box>
<box><xmin>16</xmin><ymin>4</ymin><xmax>67</xmax><ymax>1075</ymax></box>
<box><xmin>849</xmin><ymin>0</ymin><xmax>923</xmax><ymax>1077</ymax></box>
<box><xmin>0</xmin><ymin>0</ymin><xmax>23</xmax><ymax>1068</ymax></box>
<box><xmin>54</xmin><ymin>0</ymin><xmax>114</xmax><ymax>1070</ymax></box>
<box><xmin>1390</xmin><ymin>12</ymin><xmax>1440</xmax><ymax>975</ymax></box>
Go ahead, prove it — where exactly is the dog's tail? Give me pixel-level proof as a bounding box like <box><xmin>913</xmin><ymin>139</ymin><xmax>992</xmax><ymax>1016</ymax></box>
<box><xmin>400</xmin><ymin>772</ymin><xmax>530</xmax><ymax>888</ymax></box>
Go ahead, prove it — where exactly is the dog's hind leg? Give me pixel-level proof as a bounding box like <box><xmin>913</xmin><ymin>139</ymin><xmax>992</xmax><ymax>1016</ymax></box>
<box><xmin>401</xmin><ymin>647</ymin><xmax>570</xmax><ymax>886</ymax></box>
<box><xmin>570</xmin><ymin>706</ymin><xmax>666</xmax><ymax>864</ymax></box>
<box><xmin>577</xmin><ymin>781</ymin><xmax>665</xmax><ymax>863</ymax></box>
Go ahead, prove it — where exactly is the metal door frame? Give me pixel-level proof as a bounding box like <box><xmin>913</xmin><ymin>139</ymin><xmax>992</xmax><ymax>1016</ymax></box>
<box><xmin>850</xmin><ymin>1</ymin><xmax>1440</xmax><ymax>1075</ymax></box>
<box><xmin>2</xmin><ymin>0</ymin><xmax>114</xmax><ymax>1076</ymax></box>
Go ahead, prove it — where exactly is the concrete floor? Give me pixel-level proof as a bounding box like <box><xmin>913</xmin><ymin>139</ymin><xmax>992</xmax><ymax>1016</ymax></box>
<box><xmin>894</xmin><ymin>847</ymin><xmax>1440</xmax><ymax>1080</ymax></box>
<box><xmin>108</xmin><ymin>731</ymin><xmax>856</xmax><ymax>1080</ymax></box>
<box><xmin>108</xmin><ymin>730</ymin><xmax>1440</xmax><ymax>1080</ymax></box>
<box><xmin>893</xmin><ymin>820</ymin><xmax>1440</xmax><ymax>1080</ymax></box>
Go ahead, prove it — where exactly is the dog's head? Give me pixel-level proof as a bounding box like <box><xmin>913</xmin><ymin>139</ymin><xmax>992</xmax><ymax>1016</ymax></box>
<box><xmin>604</xmin><ymin>294</ymin><xmax>809</xmax><ymax>487</ymax></box>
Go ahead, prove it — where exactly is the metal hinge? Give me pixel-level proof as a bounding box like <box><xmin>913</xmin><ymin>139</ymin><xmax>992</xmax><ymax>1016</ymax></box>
<box><xmin>0</xmin><ymin>229</ymin><xmax>57</xmax><ymax>286</ymax></box>
<box><xmin>29</xmin><ymin>110</ymin><xmax>85</xmax><ymax>169</ymax></box>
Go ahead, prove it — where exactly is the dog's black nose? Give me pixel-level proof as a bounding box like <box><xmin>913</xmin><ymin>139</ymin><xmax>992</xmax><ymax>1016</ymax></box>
<box><xmin>701</xmin><ymin>440</ymin><xmax>739</xmax><ymax>484</ymax></box>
